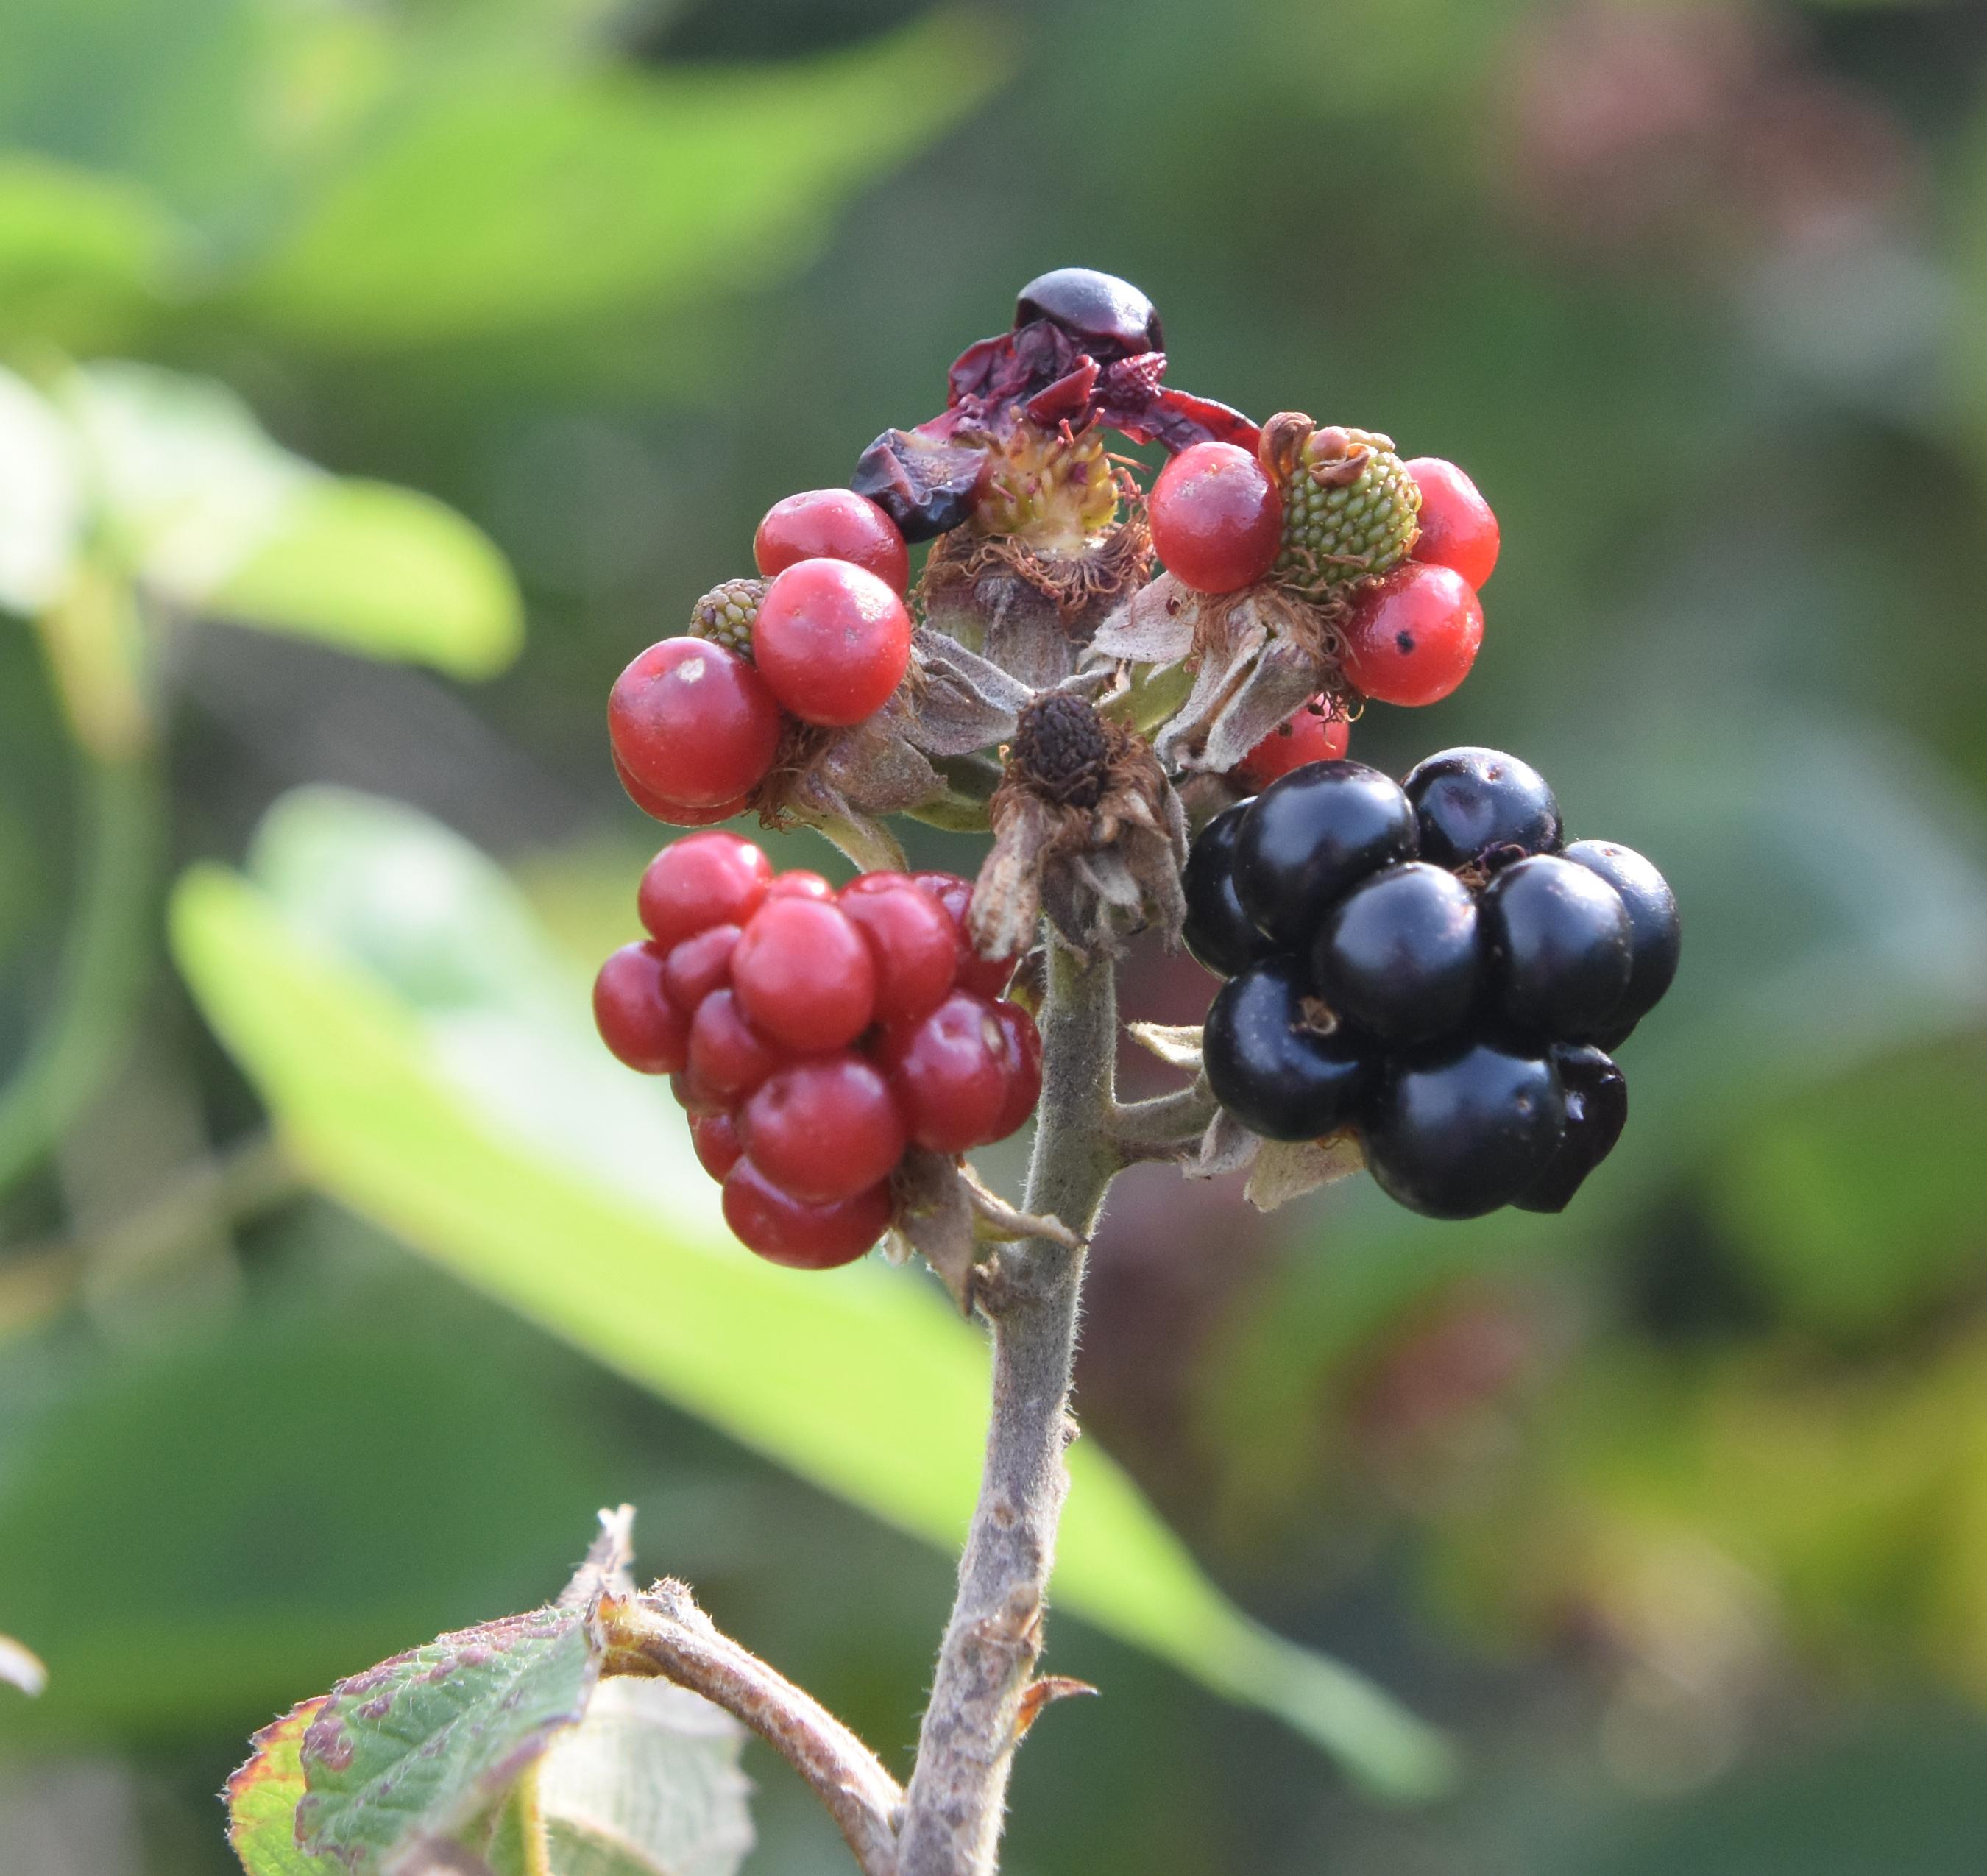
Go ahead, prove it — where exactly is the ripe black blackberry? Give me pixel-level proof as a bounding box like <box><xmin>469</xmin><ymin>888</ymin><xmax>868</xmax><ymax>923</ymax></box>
<box><xmin>1188</xmin><ymin>750</ymin><xmax>1678</xmax><ymax>1218</ymax></box>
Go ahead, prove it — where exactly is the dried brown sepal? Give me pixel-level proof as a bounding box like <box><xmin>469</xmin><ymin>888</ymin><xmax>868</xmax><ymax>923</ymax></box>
<box><xmin>889</xmin><ymin>1150</ymin><xmax>1081</xmax><ymax>1314</ymax></box>
<box><xmin>971</xmin><ymin>694</ymin><xmax>1188</xmax><ymax>961</ymax></box>
<box><xmin>919</xmin><ymin>514</ymin><xmax>1152</xmax><ymax>692</ymax></box>
<box><xmin>748</xmin><ymin>628</ymin><xmax>1033</xmax><ymax>868</ymax></box>
<box><xmin>1088</xmin><ymin>572</ymin><xmax>1354</xmax><ymax>776</ymax></box>
<box><xmin>1245</xmin><ymin>1130</ymin><xmax>1366</xmax><ymax>1211</ymax></box>
<box><xmin>1186</xmin><ymin>1110</ymin><xmax>1365</xmax><ymax>1209</ymax></box>
<box><xmin>1124</xmin><ymin>1021</ymin><xmax>1205</xmax><ymax>1074</ymax></box>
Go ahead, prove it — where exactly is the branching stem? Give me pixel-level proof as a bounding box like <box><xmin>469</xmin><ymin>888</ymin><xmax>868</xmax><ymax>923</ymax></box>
<box><xmin>602</xmin><ymin>1582</ymin><xmax>906</xmax><ymax>1876</ymax></box>
<box><xmin>896</xmin><ymin>936</ymin><xmax>1122</xmax><ymax>1876</ymax></box>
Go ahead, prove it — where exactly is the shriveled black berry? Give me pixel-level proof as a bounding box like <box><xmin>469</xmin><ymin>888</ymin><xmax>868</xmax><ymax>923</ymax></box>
<box><xmin>1516</xmin><ymin>1044</ymin><xmax>1627</xmax><ymax>1213</ymax></box>
<box><xmin>1311</xmin><ymin>862</ymin><xmax>1480</xmax><ymax>1046</ymax></box>
<box><xmin>851</xmin><ymin>429</ymin><xmax>982</xmax><ymax>542</ymax></box>
<box><xmin>1203</xmin><ymin>955</ymin><xmax>1370</xmax><ymax>1142</ymax></box>
<box><xmin>1481</xmin><ymin>854</ymin><xmax>1632</xmax><ymax>1038</ymax></box>
<box><xmin>1014</xmin><ymin>267</ymin><xmax>1161</xmax><ymax>355</ymax></box>
<box><xmin>1233</xmin><ymin>760</ymin><xmax>1418</xmax><ymax>952</ymax></box>
<box><xmin>1010</xmin><ymin>693</ymin><xmax>1111</xmax><ymax>808</ymax></box>
<box><xmin>1183</xmin><ymin>800</ymin><xmax>1275</xmax><ymax>980</ymax></box>
<box><xmin>1403</xmin><ymin>746</ymin><xmax>1562</xmax><ymax>868</ymax></box>
<box><xmin>1562</xmin><ymin>840</ymin><xmax>1679</xmax><ymax>1041</ymax></box>
<box><xmin>1362</xmin><ymin>1041</ymin><xmax>1567</xmax><ymax>1220</ymax></box>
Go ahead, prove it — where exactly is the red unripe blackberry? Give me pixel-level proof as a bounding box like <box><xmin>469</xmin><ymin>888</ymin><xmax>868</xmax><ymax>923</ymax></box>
<box><xmin>1237</xmin><ymin>701</ymin><xmax>1351</xmax><ymax>789</ymax></box>
<box><xmin>754</xmin><ymin>489</ymin><xmax>910</xmax><ymax>594</ymax></box>
<box><xmin>988</xmin><ymin>1001</ymin><xmax>1044</xmax><ymax>1141</ymax></box>
<box><xmin>687</xmin><ymin>987</ymin><xmax>787</xmax><ymax>1102</ymax></box>
<box><xmin>765</xmin><ymin>871</ymin><xmax>835</xmax><ymax>903</ymax></box>
<box><xmin>593</xmin><ymin>942</ymin><xmax>689</xmax><ymax>1075</ymax></box>
<box><xmin>1339</xmin><ymin>563</ymin><xmax>1483</xmax><ymax>707</ymax></box>
<box><xmin>731</xmin><ymin>897</ymin><xmax>876</xmax><ymax>1051</ymax></box>
<box><xmin>876</xmin><ymin>990</ymin><xmax>1015</xmax><ymax>1154</ymax></box>
<box><xmin>671</xmin><ymin>1069</ymin><xmax>724</xmax><ymax>1117</ymax></box>
<box><xmin>613</xmin><ymin>754</ymin><xmax>754</xmax><ymax>829</ymax></box>
<box><xmin>742</xmin><ymin>1055</ymin><xmax>907</xmax><ymax>1205</ymax></box>
<box><xmin>838</xmin><ymin>880</ymin><xmax>958</xmax><ymax>1026</ymax></box>
<box><xmin>913</xmin><ymin>871</ymin><xmax>1019</xmax><ymax>999</ymax></box>
<box><xmin>609</xmin><ymin>637</ymin><xmax>782</xmax><ymax>808</ymax></box>
<box><xmin>1148</xmin><ymin>442</ymin><xmax>1283</xmax><ymax>594</ymax></box>
<box><xmin>662</xmin><ymin>924</ymin><xmax>739</xmax><ymax>1011</ymax></box>
<box><xmin>638</xmin><ymin>832</ymin><xmax>773</xmax><ymax>949</ymax></box>
<box><xmin>753</xmin><ymin>559</ymin><xmax>913</xmax><ymax>727</ymax></box>
<box><xmin>1405</xmin><ymin>457</ymin><xmax>1499</xmax><ymax>591</ymax></box>
<box><xmin>690</xmin><ymin>1110</ymin><xmax>743</xmax><ymax>1182</ymax></box>
<box><xmin>721</xmin><ymin>1158</ymin><xmax>893</xmax><ymax>1270</ymax></box>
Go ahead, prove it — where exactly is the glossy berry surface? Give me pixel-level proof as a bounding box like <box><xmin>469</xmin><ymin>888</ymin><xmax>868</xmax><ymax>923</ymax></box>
<box><xmin>765</xmin><ymin>871</ymin><xmax>835</xmax><ymax>903</ymax></box>
<box><xmin>1481</xmin><ymin>854</ymin><xmax>1632</xmax><ymax>1038</ymax></box>
<box><xmin>686</xmin><ymin>988</ymin><xmax>787</xmax><ymax>1102</ymax></box>
<box><xmin>1013</xmin><ymin>266</ymin><xmax>1161</xmax><ymax>353</ymax></box>
<box><xmin>637</xmin><ymin>832</ymin><xmax>773</xmax><ymax>949</ymax></box>
<box><xmin>877</xmin><ymin>991</ymin><xmax>1017</xmax><ymax>1153</ymax></box>
<box><xmin>1339</xmin><ymin>563</ymin><xmax>1483</xmax><ymax>707</ymax></box>
<box><xmin>913</xmin><ymin>872</ymin><xmax>1018</xmax><ymax>999</ymax></box>
<box><xmin>1312</xmin><ymin>862</ymin><xmax>1481</xmax><ymax>1046</ymax></box>
<box><xmin>1237</xmin><ymin>702</ymin><xmax>1350</xmax><ymax>790</ymax></box>
<box><xmin>1402</xmin><ymin>746</ymin><xmax>1562</xmax><ymax>868</ymax></box>
<box><xmin>721</xmin><ymin>1158</ymin><xmax>892</xmax><ymax>1270</ymax></box>
<box><xmin>690</xmin><ymin>1110</ymin><xmax>743</xmax><ymax>1182</ymax></box>
<box><xmin>753</xmin><ymin>558</ymin><xmax>913</xmax><ymax>726</ymax></box>
<box><xmin>1233</xmin><ymin>760</ymin><xmax>1420</xmax><ymax>951</ymax></box>
<box><xmin>609</xmin><ymin>638</ymin><xmax>783</xmax><ymax>809</ymax></box>
<box><xmin>1362</xmin><ymin>1041</ymin><xmax>1566</xmax><ymax>1220</ymax></box>
<box><xmin>1182</xmin><ymin>800</ymin><xmax>1276</xmax><ymax>979</ymax></box>
<box><xmin>662</xmin><ymin>924</ymin><xmax>739</xmax><ymax>1012</ymax></box>
<box><xmin>1203</xmin><ymin>955</ymin><xmax>1371</xmax><ymax>1142</ymax></box>
<box><xmin>754</xmin><ymin>489</ymin><xmax>910</xmax><ymax>593</ymax></box>
<box><xmin>592</xmin><ymin>942</ymin><xmax>688</xmax><ymax>1075</ymax></box>
<box><xmin>1517</xmin><ymin>1044</ymin><xmax>1626</xmax><ymax>1213</ymax></box>
<box><xmin>731</xmin><ymin>897</ymin><xmax>876</xmax><ymax>1052</ymax></box>
<box><xmin>988</xmin><ymin>1001</ymin><xmax>1044</xmax><ymax>1141</ymax></box>
<box><xmin>613</xmin><ymin>755</ymin><xmax>754</xmax><ymax>828</ymax></box>
<box><xmin>1148</xmin><ymin>442</ymin><xmax>1283</xmax><ymax>594</ymax></box>
<box><xmin>839</xmin><ymin>880</ymin><xmax>959</xmax><ymax>1026</ymax></box>
<box><xmin>1562</xmin><ymin>840</ymin><xmax>1681</xmax><ymax>1035</ymax></box>
<box><xmin>742</xmin><ymin>1055</ymin><xmax>907</xmax><ymax>1205</ymax></box>
<box><xmin>1405</xmin><ymin>456</ymin><xmax>1499</xmax><ymax>591</ymax></box>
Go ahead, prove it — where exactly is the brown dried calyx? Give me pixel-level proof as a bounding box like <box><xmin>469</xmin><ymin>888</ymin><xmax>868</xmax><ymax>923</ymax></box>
<box><xmin>750</xmin><ymin>626</ymin><xmax>1033</xmax><ymax>870</ymax></box>
<box><xmin>918</xmin><ymin>490</ymin><xmax>1152</xmax><ymax>693</ymax></box>
<box><xmin>1087</xmin><ymin>572</ymin><xmax>1353</xmax><ymax>777</ymax></box>
<box><xmin>969</xmin><ymin>690</ymin><xmax>1188</xmax><ymax>961</ymax></box>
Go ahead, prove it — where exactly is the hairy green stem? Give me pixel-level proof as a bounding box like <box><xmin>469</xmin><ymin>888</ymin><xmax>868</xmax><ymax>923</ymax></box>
<box><xmin>0</xmin><ymin>751</ymin><xmax>163</xmax><ymax>1197</ymax></box>
<box><xmin>896</xmin><ymin>937</ymin><xmax>1121</xmax><ymax>1876</ymax></box>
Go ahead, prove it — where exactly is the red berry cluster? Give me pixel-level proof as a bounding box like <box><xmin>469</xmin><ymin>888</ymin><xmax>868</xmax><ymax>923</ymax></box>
<box><xmin>1151</xmin><ymin>447</ymin><xmax>1501</xmax><ymax>779</ymax></box>
<box><xmin>608</xmin><ymin>490</ymin><xmax>915</xmax><ymax>826</ymax></box>
<box><xmin>593</xmin><ymin>833</ymin><xmax>1041</xmax><ymax>1270</ymax></box>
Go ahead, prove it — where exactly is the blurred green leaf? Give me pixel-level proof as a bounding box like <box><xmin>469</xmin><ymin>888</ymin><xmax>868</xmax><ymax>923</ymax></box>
<box><xmin>61</xmin><ymin>363</ymin><xmax>521</xmax><ymax>674</ymax></box>
<box><xmin>0</xmin><ymin>364</ymin><xmax>81</xmax><ymax>615</ymax></box>
<box><xmin>211</xmin><ymin>478</ymin><xmax>523</xmax><ymax>678</ymax></box>
<box><xmin>1708</xmin><ymin>1036</ymin><xmax>1987</xmax><ymax>1337</ymax></box>
<box><xmin>242</xmin><ymin>11</ymin><xmax>1010</xmax><ymax>349</ymax></box>
<box><xmin>166</xmin><ymin>789</ymin><xmax>1451</xmax><ymax>1796</ymax></box>
<box><xmin>0</xmin><ymin>157</ymin><xmax>177</xmax><ymax>352</ymax></box>
<box><xmin>227</xmin><ymin>1696</ymin><xmax>326</xmax><ymax>1876</ymax></box>
<box><xmin>294</xmin><ymin>1605</ymin><xmax>595</xmax><ymax>1873</ymax></box>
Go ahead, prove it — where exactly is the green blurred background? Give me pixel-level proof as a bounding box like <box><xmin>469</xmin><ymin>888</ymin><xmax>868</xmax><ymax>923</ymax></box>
<box><xmin>9</xmin><ymin>0</ymin><xmax>1987</xmax><ymax>1870</ymax></box>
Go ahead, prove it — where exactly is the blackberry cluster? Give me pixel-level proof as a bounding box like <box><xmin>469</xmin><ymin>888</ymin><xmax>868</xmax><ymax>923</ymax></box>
<box><xmin>1184</xmin><ymin>750</ymin><xmax>1679</xmax><ymax>1219</ymax></box>
<box><xmin>594</xmin><ymin>834</ymin><xmax>1040</xmax><ymax>1268</ymax></box>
